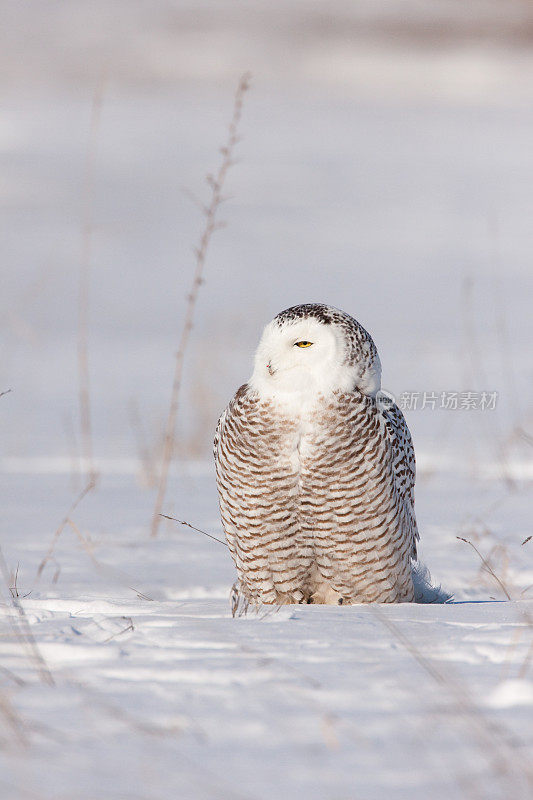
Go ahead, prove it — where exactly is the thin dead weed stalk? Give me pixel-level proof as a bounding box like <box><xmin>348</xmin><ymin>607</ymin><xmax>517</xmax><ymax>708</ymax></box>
<box><xmin>78</xmin><ymin>72</ymin><xmax>106</xmax><ymax>485</ymax></box>
<box><xmin>150</xmin><ymin>73</ymin><xmax>251</xmax><ymax>538</ymax></box>
<box><xmin>35</xmin><ymin>479</ymin><xmax>96</xmax><ymax>581</ymax></box>
<box><xmin>457</xmin><ymin>536</ymin><xmax>513</xmax><ymax>600</ymax></box>
<box><xmin>371</xmin><ymin>605</ymin><xmax>533</xmax><ymax>797</ymax></box>
<box><xmin>0</xmin><ymin>546</ymin><xmax>54</xmax><ymax>687</ymax></box>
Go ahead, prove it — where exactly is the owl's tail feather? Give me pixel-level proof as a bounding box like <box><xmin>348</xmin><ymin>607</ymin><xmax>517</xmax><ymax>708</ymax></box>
<box><xmin>411</xmin><ymin>561</ymin><xmax>452</xmax><ymax>604</ymax></box>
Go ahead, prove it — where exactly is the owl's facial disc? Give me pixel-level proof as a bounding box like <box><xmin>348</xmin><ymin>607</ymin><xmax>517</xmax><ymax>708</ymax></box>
<box><xmin>250</xmin><ymin>317</ymin><xmax>357</xmax><ymax>399</ymax></box>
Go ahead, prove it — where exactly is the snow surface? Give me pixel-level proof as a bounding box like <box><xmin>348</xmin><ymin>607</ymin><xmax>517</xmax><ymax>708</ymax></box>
<box><xmin>1</xmin><ymin>467</ymin><xmax>532</xmax><ymax>799</ymax></box>
<box><xmin>1</xmin><ymin>2</ymin><xmax>533</xmax><ymax>798</ymax></box>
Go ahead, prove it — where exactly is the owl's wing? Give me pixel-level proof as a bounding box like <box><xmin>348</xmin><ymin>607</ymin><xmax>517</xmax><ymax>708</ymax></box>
<box><xmin>380</xmin><ymin>398</ymin><xmax>419</xmax><ymax>559</ymax></box>
<box><xmin>214</xmin><ymin>384</ymin><xmax>306</xmax><ymax>605</ymax></box>
<box><xmin>213</xmin><ymin>407</ymin><xmax>227</xmax><ymax>459</ymax></box>
<box><xmin>213</xmin><ymin>383</ymin><xmax>247</xmax><ymax>459</ymax></box>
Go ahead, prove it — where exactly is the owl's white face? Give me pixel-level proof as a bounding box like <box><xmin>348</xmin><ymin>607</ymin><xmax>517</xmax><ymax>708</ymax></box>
<box><xmin>249</xmin><ymin>317</ymin><xmax>359</xmax><ymax>402</ymax></box>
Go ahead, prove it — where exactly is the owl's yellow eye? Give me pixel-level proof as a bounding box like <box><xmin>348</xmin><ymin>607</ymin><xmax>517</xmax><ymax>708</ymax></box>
<box><xmin>295</xmin><ymin>341</ymin><xmax>313</xmax><ymax>348</ymax></box>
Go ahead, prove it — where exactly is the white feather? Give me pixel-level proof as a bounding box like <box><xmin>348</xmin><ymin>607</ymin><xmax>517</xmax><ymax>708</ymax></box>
<box><xmin>411</xmin><ymin>562</ymin><xmax>452</xmax><ymax>604</ymax></box>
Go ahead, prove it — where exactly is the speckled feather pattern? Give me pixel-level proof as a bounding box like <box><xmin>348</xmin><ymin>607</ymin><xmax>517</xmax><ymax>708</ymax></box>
<box><xmin>215</xmin><ymin>390</ymin><xmax>418</xmax><ymax>605</ymax></box>
<box><xmin>214</xmin><ymin>304</ymin><xmax>419</xmax><ymax>605</ymax></box>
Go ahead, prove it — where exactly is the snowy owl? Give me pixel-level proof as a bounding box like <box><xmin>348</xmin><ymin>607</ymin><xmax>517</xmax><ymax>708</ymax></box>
<box><xmin>214</xmin><ymin>303</ymin><xmax>448</xmax><ymax>606</ymax></box>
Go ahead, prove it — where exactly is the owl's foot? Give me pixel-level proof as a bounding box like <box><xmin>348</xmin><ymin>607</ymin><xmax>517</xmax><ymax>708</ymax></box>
<box><xmin>273</xmin><ymin>589</ymin><xmax>306</xmax><ymax>605</ymax></box>
<box><xmin>310</xmin><ymin>584</ymin><xmax>343</xmax><ymax>605</ymax></box>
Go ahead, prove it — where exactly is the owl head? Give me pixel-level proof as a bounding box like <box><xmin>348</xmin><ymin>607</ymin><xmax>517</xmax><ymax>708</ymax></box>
<box><xmin>250</xmin><ymin>303</ymin><xmax>381</xmax><ymax>400</ymax></box>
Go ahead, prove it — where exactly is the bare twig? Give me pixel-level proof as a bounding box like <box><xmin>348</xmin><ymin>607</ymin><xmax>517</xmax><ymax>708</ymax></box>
<box><xmin>65</xmin><ymin>518</ymin><xmax>97</xmax><ymax>562</ymax></box>
<box><xmin>150</xmin><ymin>72</ymin><xmax>251</xmax><ymax>538</ymax></box>
<box><xmin>0</xmin><ymin>666</ymin><xmax>26</xmax><ymax>688</ymax></box>
<box><xmin>522</xmin><ymin>535</ymin><xmax>531</xmax><ymax>546</ymax></box>
<box><xmin>78</xmin><ymin>72</ymin><xmax>106</xmax><ymax>484</ymax></box>
<box><xmin>8</xmin><ymin>563</ymin><xmax>29</xmax><ymax>598</ymax></box>
<box><xmin>0</xmin><ymin>546</ymin><xmax>54</xmax><ymax>686</ymax></box>
<box><xmin>129</xmin><ymin>399</ymin><xmax>159</xmax><ymax>488</ymax></box>
<box><xmin>519</xmin><ymin>638</ymin><xmax>533</xmax><ymax>679</ymax></box>
<box><xmin>63</xmin><ymin>411</ymin><xmax>82</xmax><ymax>492</ymax></box>
<box><xmin>0</xmin><ymin>689</ymin><xmax>27</xmax><ymax>746</ymax></box>
<box><xmin>131</xmin><ymin>588</ymin><xmax>153</xmax><ymax>601</ymax></box>
<box><xmin>66</xmin><ymin>519</ymin><xmax>154</xmax><ymax>601</ymax></box>
<box><xmin>71</xmin><ymin>679</ymin><xmax>183</xmax><ymax>738</ymax></box>
<box><xmin>9</xmin><ymin>563</ymin><xmax>19</xmax><ymax>598</ymax></box>
<box><xmin>371</xmin><ymin>606</ymin><xmax>533</xmax><ymax>794</ymax></box>
<box><xmin>160</xmin><ymin>514</ymin><xmax>228</xmax><ymax>547</ymax></box>
<box><xmin>518</xmin><ymin>428</ymin><xmax>533</xmax><ymax>447</ymax></box>
<box><xmin>456</xmin><ymin>536</ymin><xmax>512</xmax><ymax>600</ymax></box>
<box><xmin>0</xmin><ymin>389</ymin><xmax>12</xmax><ymax>399</ymax></box>
<box><xmin>34</xmin><ymin>505</ymin><xmax>153</xmax><ymax>600</ymax></box>
<box><xmin>101</xmin><ymin>617</ymin><xmax>134</xmax><ymax>644</ymax></box>
<box><xmin>499</xmin><ymin>625</ymin><xmax>526</xmax><ymax>682</ymax></box>
<box><xmin>35</xmin><ymin>479</ymin><xmax>96</xmax><ymax>580</ymax></box>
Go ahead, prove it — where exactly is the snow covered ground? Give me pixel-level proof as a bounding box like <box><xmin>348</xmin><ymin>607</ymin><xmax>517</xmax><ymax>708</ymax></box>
<box><xmin>1</xmin><ymin>466</ymin><xmax>532</xmax><ymax>800</ymax></box>
<box><xmin>1</xmin><ymin>2</ymin><xmax>533</xmax><ymax>798</ymax></box>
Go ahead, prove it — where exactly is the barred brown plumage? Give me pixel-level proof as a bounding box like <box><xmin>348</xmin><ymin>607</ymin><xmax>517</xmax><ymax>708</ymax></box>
<box><xmin>214</xmin><ymin>303</ymin><xmax>446</xmax><ymax>606</ymax></box>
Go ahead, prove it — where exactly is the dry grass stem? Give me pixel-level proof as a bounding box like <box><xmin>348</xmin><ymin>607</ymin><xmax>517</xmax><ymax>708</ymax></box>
<box><xmin>101</xmin><ymin>617</ymin><xmax>134</xmax><ymax>644</ymax></box>
<box><xmin>78</xmin><ymin>72</ymin><xmax>106</xmax><ymax>484</ymax></box>
<box><xmin>62</xmin><ymin>411</ymin><xmax>82</xmax><ymax>492</ymax></box>
<box><xmin>9</xmin><ymin>563</ymin><xmax>19</xmax><ymax>597</ymax></box>
<box><xmin>130</xmin><ymin>588</ymin><xmax>153</xmax><ymax>601</ymax></box>
<box><xmin>160</xmin><ymin>513</ymin><xmax>228</xmax><ymax>547</ymax></box>
<box><xmin>150</xmin><ymin>72</ymin><xmax>251</xmax><ymax>538</ymax></box>
<box><xmin>519</xmin><ymin>639</ymin><xmax>533</xmax><ymax>679</ymax></box>
<box><xmin>499</xmin><ymin>626</ymin><xmax>526</xmax><ymax>682</ymax></box>
<box><xmin>35</xmin><ymin>479</ymin><xmax>96</xmax><ymax>581</ymax></box>
<box><xmin>9</xmin><ymin>564</ymin><xmax>29</xmax><ymax>599</ymax></box>
<box><xmin>128</xmin><ymin>399</ymin><xmax>159</xmax><ymax>488</ymax></box>
<box><xmin>66</xmin><ymin>519</ymin><xmax>97</xmax><ymax>563</ymax></box>
<box><xmin>71</xmin><ymin>679</ymin><xmax>184</xmax><ymax>738</ymax></box>
<box><xmin>0</xmin><ymin>689</ymin><xmax>27</xmax><ymax>746</ymax></box>
<box><xmin>0</xmin><ymin>546</ymin><xmax>54</xmax><ymax>686</ymax></box>
<box><xmin>456</xmin><ymin>536</ymin><xmax>512</xmax><ymax>600</ymax></box>
<box><xmin>65</xmin><ymin>519</ymin><xmax>154</xmax><ymax>600</ymax></box>
<box><xmin>519</xmin><ymin>428</ymin><xmax>533</xmax><ymax>447</ymax></box>
<box><xmin>0</xmin><ymin>666</ymin><xmax>25</xmax><ymax>688</ymax></box>
<box><xmin>371</xmin><ymin>606</ymin><xmax>533</xmax><ymax>795</ymax></box>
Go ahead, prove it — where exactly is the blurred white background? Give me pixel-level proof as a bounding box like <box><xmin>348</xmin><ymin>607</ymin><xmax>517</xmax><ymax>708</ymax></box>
<box><xmin>2</xmin><ymin>0</ymin><xmax>533</xmax><ymax>473</ymax></box>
